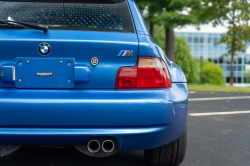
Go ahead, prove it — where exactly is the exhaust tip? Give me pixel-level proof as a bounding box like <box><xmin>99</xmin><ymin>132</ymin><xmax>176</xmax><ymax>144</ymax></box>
<box><xmin>87</xmin><ymin>140</ymin><xmax>100</xmax><ymax>153</ymax></box>
<box><xmin>102</xmin><ymin>140</ymin><xmax>115</xmax><ymax>153</ymax></box>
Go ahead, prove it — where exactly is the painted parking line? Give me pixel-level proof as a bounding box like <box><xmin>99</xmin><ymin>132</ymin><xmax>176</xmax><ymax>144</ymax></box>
<box><xmin>188</xmin><ymin>91</ymin><xmax>196</xmax><ymax>94</ymax></box>
<box><xmin>189</xmin><ymin>110</ymin><xmax>250</xmax><ymax>116</ymax></box>
<box><xmin>189</xmin><ymin>96</ymin><xmax>250</xmax><ymax>101</ymax></box>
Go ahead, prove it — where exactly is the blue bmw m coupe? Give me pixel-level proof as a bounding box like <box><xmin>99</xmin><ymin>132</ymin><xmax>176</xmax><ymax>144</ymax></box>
<box><xmin>0</xmin><ymin>0</ymin><xmax>188</xmax><ymax>165</ymax></box>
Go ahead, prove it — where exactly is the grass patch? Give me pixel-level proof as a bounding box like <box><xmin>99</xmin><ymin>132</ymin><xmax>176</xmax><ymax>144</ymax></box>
<box><xmin>188</xmin><ymin>84</ymin><xmax>250</xmax><ymax>93</ymax></box>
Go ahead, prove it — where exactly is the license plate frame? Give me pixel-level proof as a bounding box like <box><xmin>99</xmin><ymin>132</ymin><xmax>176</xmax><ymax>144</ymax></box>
<box><xmin>15</xmin><ymin>58</ymin><xmax>75</xmax><ymax>89</ymax></box>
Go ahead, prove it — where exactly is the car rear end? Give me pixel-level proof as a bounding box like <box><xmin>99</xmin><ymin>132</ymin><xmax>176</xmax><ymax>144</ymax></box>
<box><xmin>0</xmin><ymin>0</ymin><xmax>188</xmax><ymax>162</ymax></box>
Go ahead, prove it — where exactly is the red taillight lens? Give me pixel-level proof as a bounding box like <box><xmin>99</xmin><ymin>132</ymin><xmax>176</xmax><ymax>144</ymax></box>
<box><xmin>116</xmin><ymin>57</ymin><xmax>171</xmax><ymax>89</ymax></box>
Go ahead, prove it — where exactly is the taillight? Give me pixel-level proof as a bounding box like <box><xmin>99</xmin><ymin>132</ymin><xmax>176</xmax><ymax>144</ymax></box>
<box><xmin>116</xmin><ymin>57</ymin><xmax>171</xmax><ymax>89</ymax></box>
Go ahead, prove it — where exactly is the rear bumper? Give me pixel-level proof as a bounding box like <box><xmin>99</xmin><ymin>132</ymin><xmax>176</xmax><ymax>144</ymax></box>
<box><xmin>0</xmin><ymin>83</ymin><xmax>188</xmax><ymax>150</ymax></box>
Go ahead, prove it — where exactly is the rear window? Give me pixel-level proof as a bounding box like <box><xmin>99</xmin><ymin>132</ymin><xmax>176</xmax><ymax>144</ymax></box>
<box><xmin>0</xmin><ymin>0</ymin><xmax>135</xmax><ymax>33</ymax></box>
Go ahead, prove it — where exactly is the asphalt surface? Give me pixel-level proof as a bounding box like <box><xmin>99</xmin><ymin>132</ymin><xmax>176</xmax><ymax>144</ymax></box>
<box><xmin>1</xmin><ymin>91</ymin><xmax>250</xmax><ymax>166</ymax></box>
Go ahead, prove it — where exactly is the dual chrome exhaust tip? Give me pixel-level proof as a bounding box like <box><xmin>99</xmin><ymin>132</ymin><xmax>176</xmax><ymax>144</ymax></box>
<box><xmin>87</xmin><ymin>140</ymin><xmax>115</xmax><ymax>153</ymax></box>
<box><xmin>74</xmin><ymin>137</ymin><xmax>118</xmax><ymax>157</ymax></box>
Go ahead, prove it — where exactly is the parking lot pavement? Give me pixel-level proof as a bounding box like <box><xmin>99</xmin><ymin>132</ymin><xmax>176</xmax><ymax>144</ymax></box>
<box><xmin>184</xmin><ymin>91</ymin><xmax>250</xmax><ymax>166</ymax></box>
<box><xmin>1</xmin><ymin>91</ymin><xmax>250</xmax><ymax>166</ymax></box>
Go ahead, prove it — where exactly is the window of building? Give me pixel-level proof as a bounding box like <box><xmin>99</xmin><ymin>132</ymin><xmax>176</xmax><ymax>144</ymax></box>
<box><xmin>238</xmin><ymin>77</ymin><xmax>242</xmax><ymax>83</ymax></box>
<box><xmin>208</xmin><ymin>34</ymin><xmax>213</xmax><ymax>43</ymax></box>
<box><xmin>226</xmin><ymin>77</ymin><xmax>230</xmax><ymax>83</ymax></box>
<box><xmin>214</xmin><ymin>38</ymin><xmax>219</xmax><ymax>43</ymax></box>
<box><xmin>194</xmin><ymin>45</ymin><xmax>199</xmax><ymax>51</ymax></box>
<box><xmin>219</xmin><ymin>58</ymin><xmax>223</xmax><ymax>64</ymax></box>
<box><xmin>226</xmin><ymin>66</ymin><xmax>237</xmax><ymax>71</ymax></box>
<box><xmin>200</xmin><ymin>45</ymin><xmax>204</xmax><ymax>51</ymax></box>
<box><xmin>214</xmin><ymin>59</ymin><xmax>218</xmax><ymax>64</ymax></box>
<box><xmin>247</xmin><ymin>58</ymin><xmax>250</xmax><ymax>64</ymax></box>
<box><xmin>220</xmin><ymin>46</ymin><xmax>224</xmax><ymax>52</ymax></box>
<box><xmin>208</xmin><ymin>46</ymin><xmax>213</xmax><ymax>51</ymax></box>
<box><xmin>238</xmin><ymin>66</ymin><xmax>242</xmax><ymax>71</ymax></box>
<box><xmin>194</xmin><ymin>37</ymin><xmax>199</xmax><ymax>43</ymax></box>
<box><xmin>200</xmin><ymin>38</ymin><xmax>204</xmax><ymax>43</ymax></box>
<box><xmin>188</xmin><ymin>37</ymin><xmax>193</xmax><ymax>43</ymax></box>
<box><xmin>208</xmin><ymin>37</ymin><xmax>213</xmax><ymax>44</ymax></box>
<box><xmin>238</xmin><ymin>58</ymin><xmax>242</xmax><ymax>64</ymax></box>
<box><xmin>214</xmin><ymin>46</ymin><xmax>218</xmax><ymax>52</ymax></box>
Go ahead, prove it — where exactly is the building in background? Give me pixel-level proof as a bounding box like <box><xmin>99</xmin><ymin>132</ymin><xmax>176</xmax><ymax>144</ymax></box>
<box><xmin>175</xmin><ymin>32</ymin><xmax>250</xmax><ymax>86</ymax></box>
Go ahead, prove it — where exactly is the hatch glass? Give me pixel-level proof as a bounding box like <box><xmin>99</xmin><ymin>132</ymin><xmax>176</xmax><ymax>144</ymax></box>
<box><xmin>0</xmin><ymin>0</ymin><xmax>135</xmax><ymax>33</ymax></box>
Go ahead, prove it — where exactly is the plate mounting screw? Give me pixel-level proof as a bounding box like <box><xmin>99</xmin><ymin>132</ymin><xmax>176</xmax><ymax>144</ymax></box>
<box><xmin>60</xmin><ymin>61</ymin><xmax>63</xmax><ymax>64</ymax></box>
<box><xmin>19</xmin><ymin>79</ymin><xmax>22</xmax><ymax>82</ymax></box>
<box><xmin>68</xmin><ymin>79</ymin><xmax>71</xmax><ymax>83</ymax></box>
<box><xmin>18</xmin><ymin>61</ymin><xmax>22</xmax><ymax>65</ymax></box>
<box><xmin>27</xmin><ymin>60</ymin><xmax>29</xmax><ymax>63</ymax></box>
<box><xmin>68</xmin><ymin>62</ymin><xmax>71</xmax><ymax>66</ymax></box>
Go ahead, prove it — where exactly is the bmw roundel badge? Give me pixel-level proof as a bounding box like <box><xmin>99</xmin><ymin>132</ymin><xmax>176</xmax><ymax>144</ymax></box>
<box><xmin>38</xmin><ymin>42</ymin><xmax>51</xmax><ymax>56</ymax></box>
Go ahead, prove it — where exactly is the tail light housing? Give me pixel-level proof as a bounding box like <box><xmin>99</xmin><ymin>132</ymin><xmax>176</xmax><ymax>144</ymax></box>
<box><xmin>116</xmin><ymin>57</ymin><xmax>171</xmax><ymax>89</ymax></box>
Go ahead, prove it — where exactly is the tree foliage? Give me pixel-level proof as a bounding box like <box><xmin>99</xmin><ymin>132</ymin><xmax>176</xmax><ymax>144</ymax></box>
<box><xmin>175</xmin><ymin>36</ymin><xmax>200</xmax><ymax>84</ymax></box>
<box><xmin>154</xmin><ymin>25</ymin><xmax>166</xmax><ymax>51</ymax></box>
<box><xmin>191</xmin><ymin>0</ymin><xmax>250</xmax><ymax>86</ymax></box>
<box><xmin>244</xmin><ymin>69</ymin><xmax>250</xmax><ymax>83</ymax></box>
<box><xmin>136</xmin><ymin>0</ymin><xmax>197</xmax><ymax>62</ymax></box>
<box><xmin>202</xmin><ymin>61</ymin><xmax>224</xmax><ymax>85</ymax></box>
<box><xmin>154</xmin><ymin>27</ymin><xmax>200</xmax><ymax>83</ymax></box>
<box><xmin>137</xmin><ymin>0</ymin><xmax>196</xmax><ymax>28</ymax></box>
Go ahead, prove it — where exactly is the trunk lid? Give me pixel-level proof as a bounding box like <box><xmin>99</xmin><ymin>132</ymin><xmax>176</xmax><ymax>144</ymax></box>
<box><xmin>0</xmin><ymin>30</ymin><xmax>138</xmax><ymax>89</ymax></box>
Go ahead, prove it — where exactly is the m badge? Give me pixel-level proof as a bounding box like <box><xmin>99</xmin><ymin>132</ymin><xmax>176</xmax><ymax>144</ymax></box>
<box><xmin>118</xmin><ymin>50</ymin><xmax>133</xmax><ymax>57</ymax></box>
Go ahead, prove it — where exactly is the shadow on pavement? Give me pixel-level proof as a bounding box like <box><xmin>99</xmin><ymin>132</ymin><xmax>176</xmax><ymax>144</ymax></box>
<box><xmin>0</xmin><ymin>146</ymin><xmax>146</xmax><ymax>166</ymax></box>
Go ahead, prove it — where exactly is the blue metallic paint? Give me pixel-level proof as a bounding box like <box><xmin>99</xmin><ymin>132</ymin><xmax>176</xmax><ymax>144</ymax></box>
<box><xmin>0</xmin><ymin>0</ymin><xmax>188</xmax><ymax>151</ymax></box>
<box><xmin>169</xmin><ymin>62</ymin><xmax>187</xmax><ymax>83</ymax></box>
<box><xmin>0</xmin><ymin>83</ymin><xmax>187</xmax><ymax>150</ymax></box>
<box><xmin>0</xmin><ymin>30</ymin><xmax>138</xmax><ymax>88</ymax></box>
<box><xmin>0</xmin><ymin>63</ymin><xmax>15</xmax><ymax>83</ymax></box>
<box><xmin>74</xmin><ymin>64</ymin><xmax>90</xmax><ymax>83</ymax></box>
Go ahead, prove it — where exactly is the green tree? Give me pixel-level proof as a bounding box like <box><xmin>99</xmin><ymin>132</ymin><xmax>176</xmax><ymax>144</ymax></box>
<box><xmin>153</xmin><ymin>27</ymin><xmax>200</xmax><ymax>83</ymax></box>
<box><xmin>154</xmin><ymin>25</ymin><xmax>166</xmax><ymax>50</ymax></box>
<box><xmin>136</xmin><ymin>0</ymin><xmax>197</xmax><ymax>62</ymax></box>
<box><xmin>202</xmin><ymin>61</ymin><xmax>224</xmax><ymax>85</ymax></box>
<box><xmin>136</xmin><ymin>1</ymin><xmax>156</xmax><ymax>39</ymax></box>
<box><xmin>175</xmin><ymin>36</ymin><xmax>200</xmax><ymax>83</ymax></box>
<box><xmin>191</xmin><ymin>0</ymin><xmax>250</xmax><ymax>86</ymax></box>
